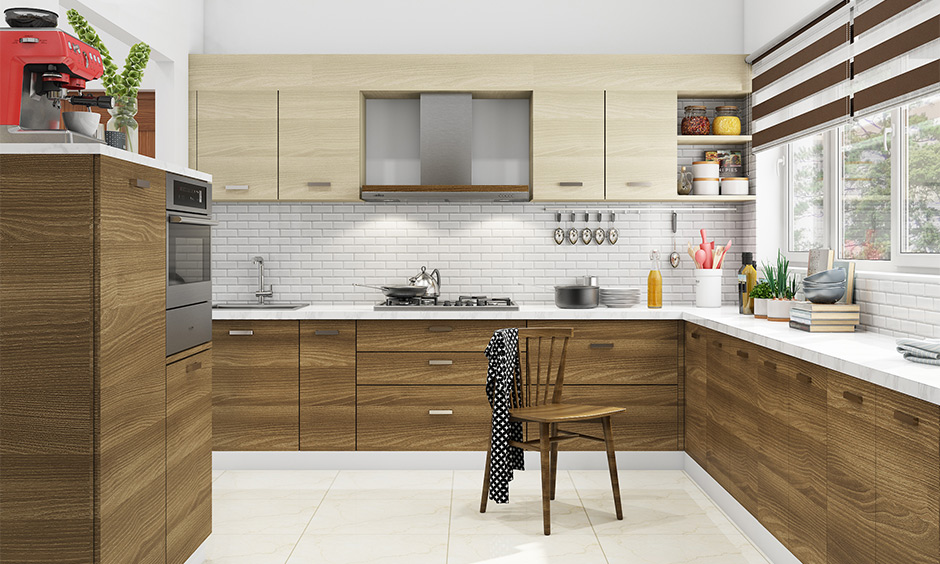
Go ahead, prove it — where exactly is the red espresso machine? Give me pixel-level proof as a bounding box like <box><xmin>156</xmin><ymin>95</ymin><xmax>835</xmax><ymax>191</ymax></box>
<box><xmin>1</xmin><ymin>7</ymin><xmax>114</xmax><ymax>143</ymax></box>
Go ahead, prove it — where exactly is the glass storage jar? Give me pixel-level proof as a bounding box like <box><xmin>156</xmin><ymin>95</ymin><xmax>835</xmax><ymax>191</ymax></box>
<box><xmin>712</xmin><ymin>105</ymin><xmax>741</xmax><ymax>135</ymax></box>
<box><xmin>681</xmin><ymin>106</ymin><xmax>710</xmax><ymax>135</ymax></box>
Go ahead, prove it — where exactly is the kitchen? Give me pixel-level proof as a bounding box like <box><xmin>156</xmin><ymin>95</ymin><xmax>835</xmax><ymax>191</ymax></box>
<box><xmin>2</xmin><ymin>1</ymin><xmax>940</xmax><ymax>564</ymax></box>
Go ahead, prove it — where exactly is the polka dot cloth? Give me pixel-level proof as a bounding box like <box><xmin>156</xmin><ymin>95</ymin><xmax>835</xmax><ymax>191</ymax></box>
<box><xmin>484</xmin><ymin>328</ymin><xmax>525</xmax><ymax>504</ymax></box>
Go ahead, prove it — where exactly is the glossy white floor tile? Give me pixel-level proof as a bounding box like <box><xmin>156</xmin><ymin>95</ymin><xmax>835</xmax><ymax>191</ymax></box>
<box><xmin>204</xmin><ymin>469</ymin><xmax>772</xmax><ymax>564</ymax></box>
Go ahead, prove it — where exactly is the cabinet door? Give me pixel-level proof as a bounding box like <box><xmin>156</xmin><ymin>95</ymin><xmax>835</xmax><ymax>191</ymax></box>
<box><xmin>705</xmin><ymin>332</ymin><xmax>758</xmax><ymax>514</ymax></box>
<box><xmin>300</xmin><ymin>321</ymin><xmax>356</xmax><ymax>450</ymax></box>
<box><xmin>279</xmin><ymin>90</ymin><xmax>361</xmax><ymax>201</ymax></box>
<box><xmin>827</xmin><ymin>372</ymin><xmax>879</xmax><ymax>564</ymax></box>
<box><xmin>756</xmin><ymin>349</ymin><xmax>790</xmax><ymax>547</ymax></box>
<box><xmin>684</xmin><ymin>324</ymin><xmax>707</xmax><ymax>466</ymax></box>
<box><xmin>787</xmin><ymin>361</ymin><xmax>828</xmax><ymax>564</ymax></box>
<box><xmin>532</xmin><ymin>91</ymin><xmax>605</xmax><ymax>201</ymax></box>
<box><xmin>605</xmin><ymin>91</ymin><xmax>677</xmax><ymax>200</ymax></box>
<box><xmin>876</xmin><ymin>388</ymin><xmax>940</xmax><ymax>564</ymax></box>
<box><xmin>166</xmin><ymin>349</ymin><xmax>212</xmax><ymax>564</ymax></box>
<box><xmin>212</xmin><ymin>321</ymin><xmax>299</xmax><ymax>450</ymax></box>
<box><xmin>196</xmin><ymin>90</ymin><xmax>278</xmax><ymax>201</ymax></box>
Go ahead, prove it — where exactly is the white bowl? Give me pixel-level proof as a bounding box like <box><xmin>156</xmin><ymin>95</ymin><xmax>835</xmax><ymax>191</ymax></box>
<box><xmin>692</xmin><ymin>178</ymin><xmax>720</xmax><ymax>195</ymax></box>
<box><xmin>692</xmin><ymin>161</ymin><xmax>719</xmax><ymax>178</ymax></box>
<box><xmin>62</xmin><ymin>111</ymin><xmax>100</xmax><ymax>137</ymax></box>
<box><xmin>720</xmin><ymin>177</ymin><xmax>749</xmax><ymax>195</ymax></box>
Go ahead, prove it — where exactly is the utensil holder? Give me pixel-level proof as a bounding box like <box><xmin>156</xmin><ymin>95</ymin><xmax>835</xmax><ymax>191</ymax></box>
<box><xmin>694</xmin><ymin>269</ymin><xmax>722</xmax><ymax>308</ymax></box>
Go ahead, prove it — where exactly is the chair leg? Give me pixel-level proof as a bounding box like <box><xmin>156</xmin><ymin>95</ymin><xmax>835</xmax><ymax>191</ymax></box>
<box><xmin>601</xmin><ymin>416</ymin><xmax>623</xmax><ymax>520</ymax></box>
<box><xmin>539</xmin><ymin>422</ymin><xmax>552</xmax><ymax>535</ymax></box>
<box><xmin>480</xmin><ymin>446</ymin><xmax>492</xmax><ymax>513</ymax></box>
<box><xmin>549</xmin><ymin>423</ymin><xmax>559</xmax><ymax>501</ymax></box>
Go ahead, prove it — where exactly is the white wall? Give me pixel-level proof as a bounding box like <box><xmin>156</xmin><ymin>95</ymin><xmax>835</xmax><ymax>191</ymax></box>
<box><xmin>202</xmin><ymin>0</ymin><xmax>745</xmax><ymax>54</ymax></box>
<box><xmin>743</xmin><ymin>0</ymin><xmax>833</xmax><ymax>55</ymax></box>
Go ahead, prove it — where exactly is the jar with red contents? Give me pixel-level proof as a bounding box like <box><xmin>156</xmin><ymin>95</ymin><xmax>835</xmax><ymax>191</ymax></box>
<box><xmin>681</xmin><ymin>106</ymin><xmax>710</xmax><ymax>135</ymax></box>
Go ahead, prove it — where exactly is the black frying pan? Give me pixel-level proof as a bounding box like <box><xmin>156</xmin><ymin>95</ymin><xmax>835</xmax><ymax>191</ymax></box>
<box><xmin>353</xmin><ymin>283</ymin><xmax>428</xmax><ymax>298</ymax></box>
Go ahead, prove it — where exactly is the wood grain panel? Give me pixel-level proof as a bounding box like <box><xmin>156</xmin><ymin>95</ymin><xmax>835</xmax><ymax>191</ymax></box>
<box><xmin>212</xmin><ymin>320</ymin><xmax>299</xmax><ymax>450</ymax></box>
<box><xmin>787</xmin><ymin>360</ymin><xmax>828</xmax><ymax>564</ymax></box>
<box><xmin>59</xmin><ymin>91</ymin><xmax>156</xmax><ymax>158</ymax></box>
<box><xmin>300</xmin><ymin>321</ymin><xmax>356</xmax><ymax>450</ymax></box>
<box><xmin>197</xmin><ymin>89</ymin><xmax>278</xmax><ymax>201</ymax></box>
<box><xmin>95</xmin><ymin>157</ymin><xmax>167</xmax><ymax>564</ymax></box>
<box><xmin>357</xmin><ymin>320</ymin><xmax>508</xmax><ymax>352</ymax></box>
<box><xmin>167</xmin><ymin>349</ymin><xmax>212</xmax><ymax>564</ymax></box>
<box><xmin>531</xmin><ymin>90</ymin><xmax>605</xmax><ymax>201</ymax></box>
<box><xmin>876</xmin><ymin>387</ymin><xmax>940</xmax><ymax>564</ymax></box>
<box><xmin>606</xmin><ymin>91</ymin><xmax>678</xmax><ymax>200</ymax></box>
<box><xmin>357</xmin><ymin>386</ymin><xmax>490</xmax><ymax>450</ymax></box>
<box><xmin>684</xmin><ymin>324</ymin><xmax>707</xmax><ymax>467</ymax></box>
<box><xmin>756</xmin><ymin>349</ymin><xmax>791</xmax><ymax>547</ymax></box>
<box><xmin>558</xmin><ymin>386</ymin><xmax>678</xmax><ymax>451</ymax></box>
<box><xmin>527</xmin><ymin>320</ymin><xmax>679</xmax><ymax>385</ymax></box>
<box><xmin>357</xmin><ymin>352</ymin><xmax>488</xmax><ymax>385</ymax></box>
<box><xmin>279</xmin><ymin>90</ymin><xmax>361</xmax><ymax>201</ymax></box>
<box><xmin>827</xmin><ymin>371</ymin><xmax>879</xmax><ymax>564</ymax></box>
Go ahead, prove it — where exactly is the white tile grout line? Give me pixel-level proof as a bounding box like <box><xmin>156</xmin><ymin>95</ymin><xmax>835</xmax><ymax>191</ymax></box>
<box><xmin>571</xmin><ymin>470</ymin><xmax>613</xmax><ymax>564</ymax></box>
<box><xmin>445</xmin><ymin>470</ymin><xmax>454</xmax><ymax>564</ymax></box>
<box><xmin>281</xmin><ymin>470</ymin><xmax>340</xmax><ymax>564</ymax></box>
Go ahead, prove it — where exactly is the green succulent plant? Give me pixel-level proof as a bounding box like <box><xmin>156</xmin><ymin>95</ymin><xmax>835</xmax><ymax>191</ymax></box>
<box><xmin>760</xmin><ymin>251</ymin><xmax>798</xmax><ymax>300</ymax></box>
<box><xmin>748</xmin><ymin>281</ymin><xmax>773</xmax><ymax>299</ymax></box>
<box><xmin>66</xmin><ymin>9</ymin><xmax>150</xmax><ymax>99</ymax></box>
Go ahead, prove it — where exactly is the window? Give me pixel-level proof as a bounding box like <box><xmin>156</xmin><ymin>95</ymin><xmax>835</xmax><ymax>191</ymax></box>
<box><xmin>841</xmin><ymin>111</ymin><xmax>891</xmax><ymax>261</ymax></box>
<box><xmin>789</xmin><ymin>133</ymin><xmax>827</xmax><ymax>252</ymax></box>
<box><xmin>903</xmin><ymin>94</ymin><xmax>940</xmax><ymax>255</ymax></box>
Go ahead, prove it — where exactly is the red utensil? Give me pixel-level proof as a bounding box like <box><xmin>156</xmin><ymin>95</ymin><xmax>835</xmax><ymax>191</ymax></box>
<box><xmin>716</xmin><ymin>239</ymin><xmax>732</xmax><ymax>269</ymax></box>
<box><xmin>700</xmin><ymin>229</ymin><xmax>707</xmax><ymax>245</ymax></box>
<box><xmin>699</xmin><ymin>240</ymin><xmax>714</xmax><ymax>269</ymax></box>
<box><xmin>694</xmin><ymin>249</ymin><xmax>707</xmax><ymax>269</ymax></box>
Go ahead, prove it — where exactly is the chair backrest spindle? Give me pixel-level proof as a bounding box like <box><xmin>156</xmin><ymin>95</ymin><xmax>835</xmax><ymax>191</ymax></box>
<box><xmin>514</xmin><ymin>327</ymin><xmax>573</xmax><ymax>409</ymax></box>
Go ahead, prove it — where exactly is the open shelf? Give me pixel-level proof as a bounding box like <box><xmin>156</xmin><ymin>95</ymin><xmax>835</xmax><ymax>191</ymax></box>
<box><xmin>677</xmin><ymin>135</ymin><xmax>752</xmax><ymax>145</ymax></box>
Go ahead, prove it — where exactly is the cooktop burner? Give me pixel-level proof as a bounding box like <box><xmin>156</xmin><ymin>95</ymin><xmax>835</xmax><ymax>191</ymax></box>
<box><xmin>374</xmin><ymin>295</ymin><xmax>519</xmax><ymax>311</ymax></box>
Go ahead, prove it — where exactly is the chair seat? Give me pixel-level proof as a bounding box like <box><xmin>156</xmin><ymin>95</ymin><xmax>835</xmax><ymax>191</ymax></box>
<box><xmin>509</xmin><ymin>403</ymin><xmax>626</xmax><ymax>423</ymax></box>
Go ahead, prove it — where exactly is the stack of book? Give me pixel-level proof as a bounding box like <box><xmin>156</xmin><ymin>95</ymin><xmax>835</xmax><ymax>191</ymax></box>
<box><xmin>789</xmin><ymin>303</ymin><xmax>860</xmax><ymax>333</ymax></box>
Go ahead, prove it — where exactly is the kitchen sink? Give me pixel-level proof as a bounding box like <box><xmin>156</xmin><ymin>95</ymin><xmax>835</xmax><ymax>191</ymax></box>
<box><xmin>212</xmin><ymin>302</ymin><xmax>310</xmax><ymax>310</ymax></box>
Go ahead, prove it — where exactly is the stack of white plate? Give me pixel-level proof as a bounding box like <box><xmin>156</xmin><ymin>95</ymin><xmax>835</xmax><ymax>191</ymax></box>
<box><xmin>599</xmin><ymin>287</ymin><xmax>641</xmax><ymax>308</ymax></box>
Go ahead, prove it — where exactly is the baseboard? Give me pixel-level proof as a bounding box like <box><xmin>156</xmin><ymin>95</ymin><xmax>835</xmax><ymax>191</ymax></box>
<box><xmin>683</xmin><ymin>456</ymin><xmax>801</xmax><ymax>564</ymax></box>
<box><xmin>212</xmin><ymin>450</ymin><xmax>685</xmax><ymax>471</ymax></box>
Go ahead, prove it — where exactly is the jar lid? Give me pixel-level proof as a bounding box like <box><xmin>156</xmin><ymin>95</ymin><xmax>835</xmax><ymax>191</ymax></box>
<box><xmin>684</xmin><ymin>105</ymin><xmax>707</xmax><ymax>110</ymax></box>
<box><xmin>692</xmin><ymin>178</ymin><xmax>720</xmax><ymax>181</ymax></box>
<box><xmin>715</xmin><ymin>105</ymin><xmax>738</xmax><ymax>111</ymax></box>
<box><xmin>721</xmin><ymin>177</ymin><xmax>749</xmax><ymax>181</ymax></box>
<box><xmin>692</xmin><ymin>160</ymin><xmax>719</xmax><ymax>165</ymax></box>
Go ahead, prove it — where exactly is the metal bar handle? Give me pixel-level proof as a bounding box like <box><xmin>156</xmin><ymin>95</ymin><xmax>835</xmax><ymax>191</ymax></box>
<box><xmin>315</xmin><ymin>330</ymin><xmax>339</xmax><ymax>336</ymax></box>
<box><xmin>186</xmin><ymin>361</ymin><xmax>202</xmax><ymax>373</ymax></box>
<box><xmin>626</xmin><ymin>181</ymin><xmax>653</xmax><ymax>187</ymax></box>
<box><xmin>763</xmin><ymin>360</ymin><xmax>777</xmax><ymax>370</ymax></box>
<box><xmin>894</xmin><ymin>410</ymin><xmax>919</xmax><ymax>426</ymax></box>
<box><xmin>428</xmin><ymin>360</ymin><xmax>453</xmax><ymax>366</ymax></box>
<box><xmin>843</xmin><ymin>391</ymin><xmax>863</xmax><ymax>404</ymax></box>
<box><xmin>169</xmin><ymin>215</ymin><xmax>220</xmax><ymax>226</ymax></box>
<box><xmin>225</xmin><ymin>185</ymin><xmax>249</xmax><ymax>190</ymax></box>
<box><xmin>796</xmin><ymin>373</ymin><xmax>812</xmax><ymax>385</ymax></box>
<box><xmin>427</xmin><ymin>326</ymin><xmax>453</xmax><ymax>332</ymax></box>
<box><xmin>429</xmin><ymin>409</ymin><xmax>454</xmax><ymax>415</ymax></box>
<box><xmin>559</xmin><ymin>182</ymin><xmax>583</xmax><ymax>187</ymax></box>
<box><xmin>589</xmin><ymin>343</ymin><xmax>614</xmax><ymax>349</ymax></box>
<box><xmin>307</xmin><ymin>182</ymin><xmax>332</xmax><ymax>187</ymax></box>
<box><xmin>228</xmin><ymin>330</ymin><xmax>254</xmax><ymax>336</ymax></box>
<box><xmin>133</xmin><ymin>178</ymin><xmax>150</xmax><ymax>189</ymax></box>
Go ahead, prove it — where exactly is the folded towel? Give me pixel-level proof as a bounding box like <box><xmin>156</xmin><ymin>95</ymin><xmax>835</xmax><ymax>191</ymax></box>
<box><xmin>900</xmin><ymin>354</ymin><xmax>940</xmax><ymax>366</ymax></box>
<box><xmin>896</xmin><ymin>338</ymin><xmax>940</xmax><ymax>366</ymax></box>
<box><xmin>897</xmin><ymin>344</ymin><xmax>940</xmax><ymax>360</ymax></box>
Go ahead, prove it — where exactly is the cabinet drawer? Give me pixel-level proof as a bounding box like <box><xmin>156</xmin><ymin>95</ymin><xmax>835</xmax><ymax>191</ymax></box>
<box><xmin>357</xmin><ymin>352</ymin><xmax>488</xmax><ymax>385</ymax></box>
<box><xmin>528</xmin><ymin>320</ymin><xmax>678</xmax><ymax>384</ymax></box>
<box><xmin>357</xmin><ymin>320</ymin><xmax>509</xmax><ymax>352</ymax></box>
<box><xmin>357</xmin><ymin>386</ymin><xmax>490</xmax><ymax>450</ymax></box>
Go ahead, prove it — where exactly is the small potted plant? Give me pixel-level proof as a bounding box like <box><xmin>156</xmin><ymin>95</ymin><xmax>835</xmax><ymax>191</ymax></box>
<box><xmin>763</xmin><ymin>251</ymin><xmax>798</xmax><ymax>322</ymax></box>
<box><xmin>67</xmin><ymin>9</ymin><xmax>150</xmax><ymax>153</ymax></box>
<box><xmin>749</xmin><ymin>281</ymin><xmax>773</xmax><ymax>319</ymax></box>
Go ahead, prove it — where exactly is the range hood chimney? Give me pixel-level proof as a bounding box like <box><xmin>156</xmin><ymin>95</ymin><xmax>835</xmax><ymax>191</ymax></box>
<box><xmin>361</xmin><ymin>92</ymin><xmax>530</xmax><ymax>202</ymax></box>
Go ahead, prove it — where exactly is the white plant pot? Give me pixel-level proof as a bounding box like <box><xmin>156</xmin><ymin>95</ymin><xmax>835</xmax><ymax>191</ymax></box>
<box><xmin>767</xmin><ymin>299</ymin><xmax>795</xmax><ymax>322</ymax></box>
<box><xmin>754</xmin><ymin>298</ymin><xmax>769</xmax><ymax>319</ymax></box>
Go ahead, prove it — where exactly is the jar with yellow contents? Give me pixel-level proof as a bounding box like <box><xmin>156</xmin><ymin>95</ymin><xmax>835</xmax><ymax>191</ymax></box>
<box><xmin>712</xmin><ymin>106</ymin><xmax>741</xmax><ymax>135</ymax></box>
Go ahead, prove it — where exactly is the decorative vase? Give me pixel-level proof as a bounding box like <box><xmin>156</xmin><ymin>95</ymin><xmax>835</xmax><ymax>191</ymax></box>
<box><xmin>767</xmin><ymin>299</ymin><xmax>795</xmax><ymax>322</ymax></box>
<box><xmin>106</xmin><ymin>95</ymin><xmax>139</xmax><ymax>153</ymax></box>
<box><xmin>754</xmin><ymin>298</ymin><xmax>769</xmax><ymax>319</ymax></box>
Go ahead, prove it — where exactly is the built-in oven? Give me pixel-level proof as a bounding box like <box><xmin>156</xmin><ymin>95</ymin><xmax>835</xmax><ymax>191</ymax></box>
<box><xmin>166</xmin><ymin>172</ymin><xmax>216</xmax><ymax>356</ymax></box>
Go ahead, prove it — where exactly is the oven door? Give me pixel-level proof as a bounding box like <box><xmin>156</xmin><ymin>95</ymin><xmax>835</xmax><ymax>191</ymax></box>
<box><xmin>167</xmin><ymin>213</ymin><xmax>216</xmax><ymax>309</ymax></box>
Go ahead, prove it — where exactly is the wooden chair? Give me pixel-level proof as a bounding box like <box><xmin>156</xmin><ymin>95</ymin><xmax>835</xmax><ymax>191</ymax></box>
<box><xmin>480</xmin><ymin>327</ymin><xmax>625</xmax><ymax>535</ymax></box>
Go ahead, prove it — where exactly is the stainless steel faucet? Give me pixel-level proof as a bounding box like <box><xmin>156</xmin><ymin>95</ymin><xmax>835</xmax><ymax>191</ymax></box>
<box><xmin>252</xmin><ymin>256</ymin><xmax>273</xmax><ymax>304</ymax></box>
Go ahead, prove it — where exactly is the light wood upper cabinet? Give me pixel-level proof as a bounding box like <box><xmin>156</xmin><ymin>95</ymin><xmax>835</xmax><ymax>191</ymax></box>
<box><xmin>606</xmin><ymin>91</ymin><xmax>677</xmax><ymax>200</ymax></box>
<box><xmin>196</xmin><ymin>90</ymin><xmax>278</xmax><ymax>201</ymax></box>
<box><xmin>279</xmin><ymin>90</ymin><xmax>361</xmax><ymax>201</ymax></box>
<box><xmin>532</xmin><ymin>90</ymin><xmax>605</xmax><ymax>201</ymax></box>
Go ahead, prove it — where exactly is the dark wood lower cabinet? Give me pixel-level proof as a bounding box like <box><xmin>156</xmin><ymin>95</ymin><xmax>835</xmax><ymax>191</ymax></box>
<box><xmin>684</xmin><ymin>325</ymin><xmax>707</xmax><ymax>467</ymax></box>
<box><xmin>300</xmin><ymin>321</ymin><xmax>356</xmax><ymax>450</ymax></box>
<box><xmin>756</xmin><ymin>349</ymin><xmax>790</xmax><ymax>547</ymax></box>
<box><xmin>560</xmin><ymin>385</ymin><xmax>678</xmax><ymax>451</ymax></box>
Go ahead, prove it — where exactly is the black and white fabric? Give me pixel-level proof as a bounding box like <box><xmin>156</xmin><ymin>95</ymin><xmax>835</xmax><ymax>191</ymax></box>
<box><xmin>484</xmin><ymin>328</ymin><xmax>525</xmax><ymax>504</ymax></box>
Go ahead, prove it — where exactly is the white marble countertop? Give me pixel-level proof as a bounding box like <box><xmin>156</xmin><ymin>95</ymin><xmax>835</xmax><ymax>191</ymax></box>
<box><xmin>213</xmin><ymin>303</ymin><xmax>940</xmax><ymax>405</ymax></box>
<box><xmin>0</xmin><ymin>143</ymin><xmax>211</xmax><ymax>181</ymax></box>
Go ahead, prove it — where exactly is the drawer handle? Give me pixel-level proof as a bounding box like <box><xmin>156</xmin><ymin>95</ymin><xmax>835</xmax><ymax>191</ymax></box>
<box><xmin>843</xmin><ymin>391</ymin><xmax>863</xmax><ymax>405</ymax></box>
<box><xmin>736</xmin><ymin>350</ymin><xmax>749</xmax><ymax>359</ymax></box>
<box><xmin>225</xmin><ymin>185</ymin><xmax>249</xmax><ymax>191</ymax></box>
<box><xmin>315</xmin><ymin>329</ymin><xmax>339</xmax><ymax>336</ymax></box>
<box><xmin>894</xmin><ymin>410</ymin><xmax>919</xmax><ymax>427</ymax></box>
<box><xmin>590</xmin><ymin>343</ymin><xmax>614</xmax><ymax>349</ymax></box>
<box><xmin>428</xmin><ymin>326</ymin><xmax>453</xmax><ymax>332</ymax></box>
<box><xmin>763</xmin><ymin>360</ymin><xmax>777</xmax><ymax>370</ymax></box>
<box><xmin>228</xmin><ymin>330</ymin><xmax>254</xmax><ymax>336</ymax></box>
<box><xmin>307</xmin><ymin>182</ymin><xmax>332</xmax><ymax>187</ymax></box>
<box><xmin>796</xmin><ymin>373</ymin><xmax>812</xmax><ymax>385</ymax></box>
<box><xmin>186</xmin><ymin>361</ymin><xmax>202</xmax><ymax>373</ymax></box>
<box><xmin>559</xmin><ymin>181</ymin><xmax>583</xmax><ymax>187</ymax></box>
<box><xmin>626</xmin><ymin>181</ymin><xmax>653</xmax><ymax>187</ymax></box>
<box><xmin>133</xmin><ymin>178</ymin><xmax>150</xmax><ymax>189</ymax></box>
<box><xmin>690</xmin><ymin>332</ymin><xmax>701</xmax><ymax>339</ymax></box>
<box><xmin>713</xmin><ymin>341</ymin><xmax>723</xmax><ymax>348</ymax></box>
<box><xmin>428</xmin><ymin>360</ymin><xmax>453</xmax><ymax>366</ymax></box>
<box><xmin>429</xmin><ymin>409</ymin><xmax>453</xmax><ymax>415</ymax></box>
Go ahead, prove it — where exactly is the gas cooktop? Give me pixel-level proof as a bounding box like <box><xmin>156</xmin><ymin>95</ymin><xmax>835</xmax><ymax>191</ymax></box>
<box><xmin>373</xmin><ymin>295</ymin><xmax>519</xmax><ymax>311</ymax></box>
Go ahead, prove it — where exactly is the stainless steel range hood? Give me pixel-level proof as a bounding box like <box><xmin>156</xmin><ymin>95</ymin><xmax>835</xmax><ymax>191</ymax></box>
<box><xmin>361</xmin><ymin>93</ymin><xmax>530</xmax><ymax>202</ymax></box>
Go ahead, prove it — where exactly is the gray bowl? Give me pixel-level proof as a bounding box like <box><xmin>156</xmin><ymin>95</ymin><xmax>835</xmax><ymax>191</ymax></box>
<box><xmin>804</xmin><ymin>268</ymin><xmax>847</xmax><ymax>284</ymax></box>
<box><xmin>803</xmin><ymin>280</ymin><xmax>846</xmax><ymax>289</ymax></box>
<box><xmin>804</xmin><ymin>284</ymin><xmax>846</xmax><ymax>304</ymax></box>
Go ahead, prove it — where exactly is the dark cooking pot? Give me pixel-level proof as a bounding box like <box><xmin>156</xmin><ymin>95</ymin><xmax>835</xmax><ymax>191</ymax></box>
<box><xmin>554</xmin><ymin>285</ymin><xmax>599</xmax><ymax>309</ymax></box>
